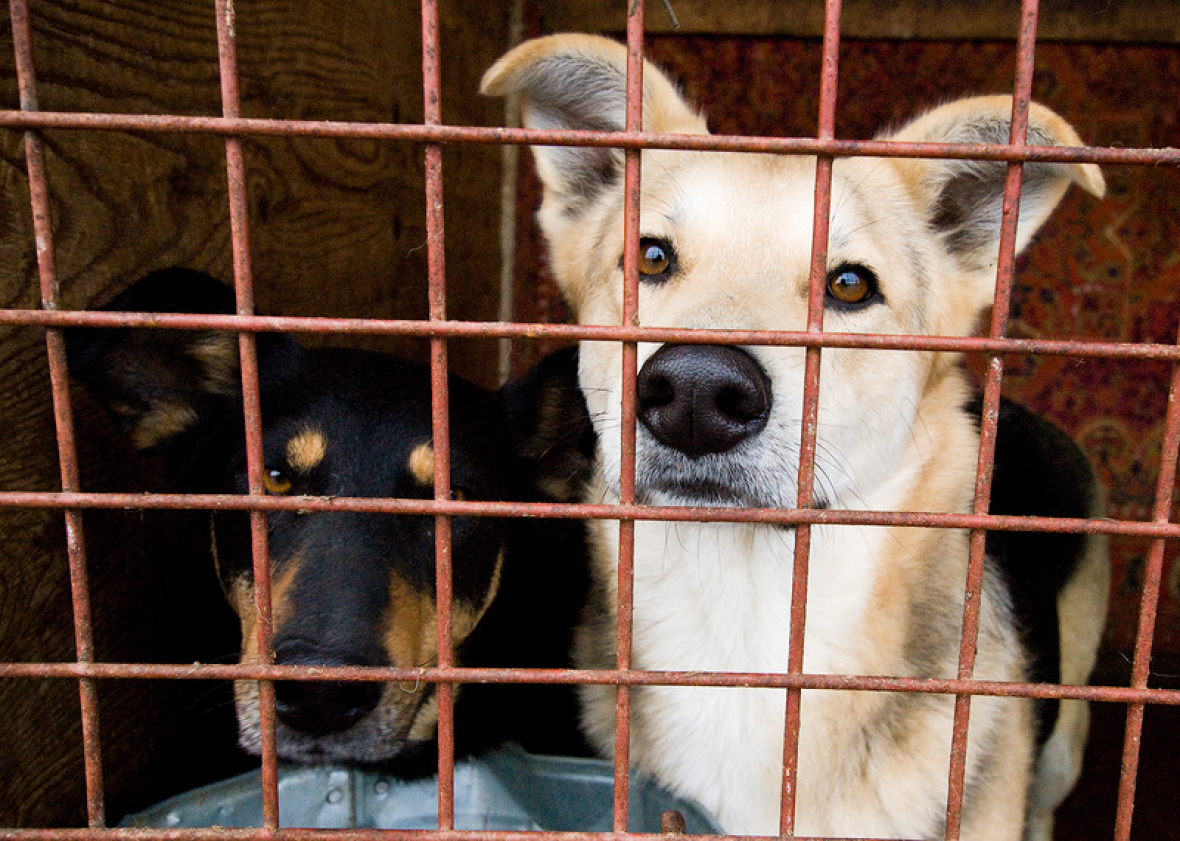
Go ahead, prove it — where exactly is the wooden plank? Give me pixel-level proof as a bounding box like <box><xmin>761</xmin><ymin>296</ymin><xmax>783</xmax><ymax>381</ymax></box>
<box><xmin>544</xmin><ymin>0</ymin><xmax>1180</xmax><ymax>43</ymax></box>
<box><xmin>0</xmin><ymin>0</ymin><xmax>509</xmax><ymax>826</ymax></box>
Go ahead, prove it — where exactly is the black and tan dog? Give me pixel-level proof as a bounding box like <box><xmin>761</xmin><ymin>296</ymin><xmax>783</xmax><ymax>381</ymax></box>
<box><xmin>483</xmin><ymin>35</ymin><xmax>1110</xmax><ymax>840</ymax></box>
<box><xmin>67</xmin><ymin>268</ymin><xmax>591</xmax><ymax>776</ymax></box>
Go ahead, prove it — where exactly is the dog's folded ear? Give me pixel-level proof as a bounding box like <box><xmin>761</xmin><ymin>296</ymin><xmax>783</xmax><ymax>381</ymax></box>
<box><xmin>884</xmin><ymin>96</ymin><xmax>1104</xmax><ymax>296</ymax></box>
<box><xmin>497</xmin><ymin>345</ymin><xmax>597</xmax><ymax>502</ymax></box>
<box><xmin>67</xmin><ymin>268</ymin><xmax>304</xmax><ymax>480</ymax></box>
<box><xmin>481</xmin><ymin>34</ymin><xmax>707</xmax><ymax>208</ymax></box>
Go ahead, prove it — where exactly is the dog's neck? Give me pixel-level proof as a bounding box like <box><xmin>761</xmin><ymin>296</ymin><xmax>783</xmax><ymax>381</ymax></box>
<box><xmin>581</xmin><ymin>370</ymin><xmax>987</xmax><ymax>835</ymax></box>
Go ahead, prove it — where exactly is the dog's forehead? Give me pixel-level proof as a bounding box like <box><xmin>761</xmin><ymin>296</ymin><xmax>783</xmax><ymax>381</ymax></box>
<box><xmin>641</xmin><ymin>151</ymin><xmax>902</xmax><ymax>255</ymax></box>
<box><xmin>646</xmin><ymin>152</ymin><xmax>815</xmax><ymax>229</ymax></box>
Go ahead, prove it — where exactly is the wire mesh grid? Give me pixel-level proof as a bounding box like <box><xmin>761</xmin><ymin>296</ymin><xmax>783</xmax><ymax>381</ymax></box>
<box><xmin>2</xmin><ymin>0</ymin><xmax>1180</xmax><ymax>839</ymax></box>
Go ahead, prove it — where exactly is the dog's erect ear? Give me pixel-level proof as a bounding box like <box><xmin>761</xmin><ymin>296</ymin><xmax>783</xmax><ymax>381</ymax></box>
<box><xmin>884</xmin><ymin>96</ymin><xmax>1104</xmax><ymax>296</ymax></box>
<box><xmin>481</xmin><ymin>34</ymin><xmax>707</xmax><ymax>208</ymax></box>
<box><xmin>67</xmin><ymin>269</ymin><xmax>241</xmax><ymax>455</ymax></box>
<box><xmin>67</xmin><ymin>268</ymin><xmax>303</xmax><ymax>478</ymax></box>
<box><xmin>498</xmin><ymin>345</ymin><xmax>597</xmax><ymax>502</ymax></box>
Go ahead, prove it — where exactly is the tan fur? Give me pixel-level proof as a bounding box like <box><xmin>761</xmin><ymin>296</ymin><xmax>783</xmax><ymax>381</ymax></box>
<box><xmin>187</xmin><ymin>332</ymin><xmax>240</xmax><ymax>396</ymax></box>
<box><xmin>486</xmin><ymin>34</ymin><xmax>1107</xmax><ymax>840</ymax></box>
<box><xmin>383</xmin><ymin>572</ymin><xmax>441</xmax><ymax>679</ymax></box>
<box><xmin>286</xmin><ymin>426</ymin><xmax>328</xmax><ymax>472</ymax></box>
<box><xmin>230</xmin><ymin>560</ymin><xmax>301</xmax><ymax>720</ymax></box>
<box><xmin>408</xmin><ymin>442</ymin><xmax>435</xmax><ymax>487</ymax></box>
<box><xmin>406</xmin><ymin>693</ymin><xmax>442</xmax><ymax>742</ymax></box>
<box><xmin>382</xmin><ymin>550</ymin><xmax>506</xmax><ymax>672</ymax></box>
<box><xmin>1026</xmin><ymin>495</ymin><xmax>1111</xmax><ymax>841</ymax></box>
<box><xmin>380</xmin><ymin>550</ymin><xmax>506</xmax><ymax>741</ymax></box>
<box><xmin>133</xmin><ymin>402</ymin><xmax>198</xmax><ymax>450</ymax></box>
<box><xmin>458</xmin><ymin>548</ymin><xmax>504</xmax><ymax>641</ymax></box>
<box><xmin>233</xmin><ymin>561</ymin><xmax>300</xmax><ymax>665</ymax></box>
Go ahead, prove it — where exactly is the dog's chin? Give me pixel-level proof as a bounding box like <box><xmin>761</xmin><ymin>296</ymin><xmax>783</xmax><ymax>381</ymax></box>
<box><xmin>637</xmin><ymin>478</ymin><xmax>762</xmax><ymax>508</ymax></box>
<box><xmin>615</xmin><ymin>432</ymin><xmax>788</xmax><ymax>507</ymax></box>
<box><xmin>635</xmin><ymin>471</ymin><xmax>809</xmax><ymax>512</ymax></box>
<box><xmin>235</xmin><ymin>681</ymin><xmax>442</xmax><ymax>768</ymax></box>
<box><xmin>238</xmin><ymin>718</ymin><xmax>432</xmax><ymax>768</ymax></box>
<box><xmin>630</xmin><ymin>456</ymin><xmax>826</xmax><ymax>517</ymax></box>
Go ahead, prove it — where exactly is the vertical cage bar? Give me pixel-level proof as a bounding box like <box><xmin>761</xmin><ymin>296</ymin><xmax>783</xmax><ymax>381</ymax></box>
<box><xmin>1112</xmin><ymin>337</ymin><xmax>1180</xmax><ymax>839</ymax></box>
<box><xmin>212</xmin><ymin>0</ymin><xmax>280</xmax><ymax>829</ymax></box>
<box><xmin>943</xmin><ymin>2</ymin><xmax>1039</xmax><ymax>837</ymax></box>
<box><xmin>420</xmin><ymin>0</ymin><xmax>456</xmax><ymax>829</ymax></box>
<box><xmin>610</xmin><ymin>0</ymin><xmax>646</xmax><ymax>832</ymax></box>
<box><xmin>8</xmin><ymin>0</ymin><xmax>107</xmax><ymax>826</ymax></box>
<box><xmin>779</xmin><ymin>0</ymin><xmax>841</xmax><ymax>834</ymax></box>
<box><xmin>496</xmin><ymin>0</ymin><xmax>525</xmax><ymax>384</ymax></box>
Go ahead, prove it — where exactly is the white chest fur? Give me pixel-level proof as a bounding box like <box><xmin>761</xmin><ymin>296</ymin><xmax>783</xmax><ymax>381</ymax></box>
<box><xmin>596</xmin><ymin>519</ymin><xmax>878</xmax><ymax>834</ymax></box>
<box><xmin>579</xmin><ymin>516</ymin><xmax>1014</xmax><ymax>838</ymax></box>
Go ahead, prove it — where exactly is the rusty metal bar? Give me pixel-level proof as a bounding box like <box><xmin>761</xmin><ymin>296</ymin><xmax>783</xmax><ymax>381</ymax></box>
<box><xmin>0</xmin><ymin>490</ymin><xmax>1172</xmax><ymax>540</ymax></box>
<box><xmin>4</xmin><ymin>660</ymin><xmax>1180</xmax><ymax>708</ymax></box>
<box><xmin>1112</xmin><ymin>352</ymin><xmax>1180</xmax><ymax>840</ymax></box>
<box><xmin>609</xmin><ymin>2</ymin><xmax>646</xmax><ymax>832</ymax></box>
<box><xmin>5</xmin><ymin>308</ymin><xmax>1177</xmax><ymax>356</ymax></box>
<box><xmin>1112</xmin><ymin>229</ymin><xmax>1180</xmax><ymax>838</ymax></box>
<box><xmin>419</xmin><ymin>0</ymin><xmax>458</xmax><ymax>827</ymax></box>
<box><xmin>780</xmin><ymin>0</ymin><xmax>842</xmax><ymax>833</ymax></box>
<box><xmin>0</xmin><ymin>108</ymin><xmax>1175</xmax><ymax>168</ymax></box>
<box><xmin>211</xmin><ymin>0</ymin><xmax>281</xmax><ymax>829</ymax></box>
<box><xmin>7</xmin><ymin>0</ymin><xmax>108</xmax><ymax>827</ymax></box>
<box><xmin>944</xmin><ymin>2</ymin><xmax>1041</xmax><ymax>836</ymax></box>
<box><xmin>12</xmin><ymin>309</ymin><xmax>1180</xmax><ymax>360</ymax></box>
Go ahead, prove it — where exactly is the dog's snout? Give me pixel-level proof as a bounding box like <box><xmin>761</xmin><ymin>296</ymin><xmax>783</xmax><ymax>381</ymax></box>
<box><xmin>273</xmin><ymin>638</ymin><xmax>383</xmax><ymax>737</ymax></box>
<box><xmin>637</xmin><ymin>344</ymin><xmax>771</xmax><ymax>457</ymax></box>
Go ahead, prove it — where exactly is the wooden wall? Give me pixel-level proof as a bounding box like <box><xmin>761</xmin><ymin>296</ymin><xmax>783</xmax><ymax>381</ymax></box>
<box><xmin>548</xmin><ymin>0</ymin><xmax>1180</xmax><ymax>42</ymax></box>
<box><xmin>0</xmin><ymin>0</ymin><xmax>509</xmax><ymax>826</ymax></box>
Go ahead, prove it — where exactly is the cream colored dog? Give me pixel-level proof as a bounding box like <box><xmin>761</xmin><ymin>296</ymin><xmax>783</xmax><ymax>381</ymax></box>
<box><xmin>483</xmin><ymin>34</ymin><xmax>1109</xmax><ymax>840</ymax></box>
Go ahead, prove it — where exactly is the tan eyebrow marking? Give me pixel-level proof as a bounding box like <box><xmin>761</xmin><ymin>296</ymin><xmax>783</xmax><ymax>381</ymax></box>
<box><xmin>286</xmin><ymin>426</ymin><xmax>328</xmax><ymax>472</ymax></box>
<box><xmin>408</xmin><ymin>442</ymin><xmax>435</xmax><ymax>486</ymax></box>
<box><xmin>188</xmin><ymin>332</ymin><xmax>240</xmax><ymax>396</ymax></box>
<box><xmin>134</xmin><ymin>403</ymin><xmax>199</xmax><ymax>450</ymax></box>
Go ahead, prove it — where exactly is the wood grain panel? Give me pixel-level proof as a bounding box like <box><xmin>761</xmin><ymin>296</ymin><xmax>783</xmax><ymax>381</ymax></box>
<box><xmin>545</xmin><ymin>0</ymin><xmax>1180</xmax><ymax>42</ymax></box>
<box><xmin>0</xmin><ymin>0</ymin><xmax>510</xmax><ymax>825</ymax></box>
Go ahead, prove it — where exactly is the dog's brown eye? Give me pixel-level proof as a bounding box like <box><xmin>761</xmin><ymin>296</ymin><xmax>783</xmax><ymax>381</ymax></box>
<box><xmin>450</xmin><ymin>488</ymin><xmax>468</xmax><ymax>502</ymax></box>
<box><xmin>263</xmin><ymin>468</ymin><xmax>293</xmax><ymax>495</ymax></box>
<box><xmin>637</xmin><ymin>237</ymin><xmax>675</xmax><ymax>280</ymax></box>
<box><xmin>826</xmin><ymin>265</ymin><xmax>878</xmax><ymax>306</ymax></box>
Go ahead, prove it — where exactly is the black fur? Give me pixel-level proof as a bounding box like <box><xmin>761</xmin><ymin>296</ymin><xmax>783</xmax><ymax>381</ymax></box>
<box><xmin>67</xmin><ymin>268</ymin><xmax>593</xmax><ymax>774</ymax></box>
<box><xmin>970</xmin><ymin>396</ymin><xmax>1097</xmax><ymax>746</ymax></box>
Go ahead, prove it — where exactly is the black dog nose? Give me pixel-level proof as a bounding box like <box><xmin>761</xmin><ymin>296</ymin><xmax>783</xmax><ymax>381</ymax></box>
<box><xmin>637</xmin><ymin>344</ymin><xmax>771</xmax><ymax>457</ymax></box>
<box><xmin>273</xmin><ymin>640</ymin><xmax>383</xmax><ymax>737</ymax></box>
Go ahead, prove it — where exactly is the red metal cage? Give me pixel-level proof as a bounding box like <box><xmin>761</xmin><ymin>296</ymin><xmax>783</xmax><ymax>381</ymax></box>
<box><xmin>2</xmin><ymin>0</ymin><xmax>1179</xmax><ymax>839</ymax></box>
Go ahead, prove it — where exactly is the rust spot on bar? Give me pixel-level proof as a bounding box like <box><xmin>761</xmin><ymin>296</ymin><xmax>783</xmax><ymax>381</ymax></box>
<box><xmin>660</xmin><ymin>810</ymin><xmax>687</xmax><ymax>835</ymax></box>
